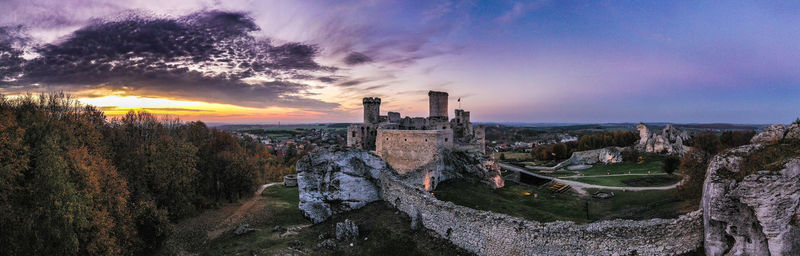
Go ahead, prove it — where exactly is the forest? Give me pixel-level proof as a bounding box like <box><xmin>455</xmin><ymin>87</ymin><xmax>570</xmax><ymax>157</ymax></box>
<box><xmin>0</xmin><ymin>94</ymin><xmax>299</xmax><ymax>255</ymax></box>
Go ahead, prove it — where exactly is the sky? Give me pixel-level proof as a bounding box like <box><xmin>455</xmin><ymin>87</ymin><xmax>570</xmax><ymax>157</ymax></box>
<box><xmin>1</xmin><ymin>0</ymin><xmax>798</xmax><ymax>124</ymax></box>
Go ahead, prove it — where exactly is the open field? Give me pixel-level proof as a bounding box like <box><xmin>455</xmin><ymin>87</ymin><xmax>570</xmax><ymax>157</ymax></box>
<box><xmin>434</xmin><ymin>180</ymin><xmax>695</xmax><ymax>223</ymax></box>
<box><xmin>200</xmin><ymin>186</ymin><xmax>470</xmax><ymax>255</ymax></box>
<box><xmin>563</xmin><ymin>174</ymin><xmax>683</xmax><ymax>187</ymax></box>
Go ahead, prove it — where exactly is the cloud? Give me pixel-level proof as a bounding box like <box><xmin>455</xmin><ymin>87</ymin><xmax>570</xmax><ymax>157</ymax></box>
<box><xmin>495</xmin><ymin>1</ymin><xmax>547</xmax><ymax>24</ymax></box>
<box><xmin>99</xmin><ymin>106</ymin><xmax>215</xmax><ymax>112</ymax></box>
<box><xmin>0</xmin><ymin>11</ymin><xmax>339</xmax><ymax>109</ymax></box>
<box><xmin>343</xmin><ymin>52</ymin><xmax>372</xmax><ymax>65</ymax></box>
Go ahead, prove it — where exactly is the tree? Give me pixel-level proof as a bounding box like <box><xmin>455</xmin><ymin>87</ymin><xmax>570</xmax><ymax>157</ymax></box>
<box><xmin>692</xmin><ymin>132</ymin><xmax>722</xmax><ymax>155</ymax></box>
<box><xmin>674</xmin><ymin>149</ymin><xmax>709</xmax><ymax>204</ymax></box>
<box><xmin>662</xmin><ymin>155</ymin><xmax>680</xmax><ymax>175</ymax></box>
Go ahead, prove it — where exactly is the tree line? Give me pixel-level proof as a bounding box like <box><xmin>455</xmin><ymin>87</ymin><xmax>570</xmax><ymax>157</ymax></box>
<box><xmin>0</xmin><ymin>94</ymin><xmax>296</xmax><ymax>255</ymax></box>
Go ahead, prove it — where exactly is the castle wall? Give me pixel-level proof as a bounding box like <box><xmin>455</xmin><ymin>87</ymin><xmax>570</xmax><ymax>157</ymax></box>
<box><xmin>375</xmin><ymin>129</ymin><xmax>453</xmax><ymax>174</ymax></box>
<box><xmin>381</xmin><ymin>174</ymin><xmax>704</xmax><ymax>256</ymax></box>
<box><xmin>347</xmin><ymin>123</ymin><xmax>378</xmax><ymax>150</ymax></box>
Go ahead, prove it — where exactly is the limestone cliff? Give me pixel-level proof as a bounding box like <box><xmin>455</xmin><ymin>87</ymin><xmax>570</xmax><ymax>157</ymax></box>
<box><xmin>552</xmin><ymin>147</ymin><xmax>623</xmax><ymax>170</ymax></box>
<box><xmin>296</xmin><ymin>147</ymin><xmax>389</xmax><ymax>223</ymax></box>
<box><xmin>702</xmin><ymin>144</ymin><xmax>800</xmax><ymax>255</ymax></box>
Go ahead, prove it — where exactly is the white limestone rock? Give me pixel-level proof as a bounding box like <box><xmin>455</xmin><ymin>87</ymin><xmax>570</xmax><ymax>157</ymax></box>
<box><xmin>784</xmin><ymin>124</ymin><xmax>800</xmax><ymax>140</ymax></box>
<box><xmin>637</xmin><ymin>123</ymin><xmax>690</xmax><ymax>155</ymax></box>
<box><xmin>296</xmin><ymin>147</ymin><xmax>390</xmax><ymax>223</ymax></box>
<box><xmin>702</xmin><ymin>144</ymin><xmax>800</xmax><ymax>256</ymax></box>
<box><xmin>750</xmin><ymin>124</ymin><xmax>787</xmax><ymax>144</ymax></box>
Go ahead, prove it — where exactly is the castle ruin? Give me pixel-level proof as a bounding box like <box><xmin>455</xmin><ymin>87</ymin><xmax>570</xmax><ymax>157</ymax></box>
<box><xmin>347</xmin><ymin>91</ymin><xmax>486</xmax><ymax>190</ymax></box>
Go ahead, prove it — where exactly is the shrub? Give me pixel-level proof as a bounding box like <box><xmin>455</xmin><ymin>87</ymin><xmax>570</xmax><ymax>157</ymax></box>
<box><xmin>663</xmin><ymin>156</ymin><xmax>680</xmax><ymax>175</ymax></box>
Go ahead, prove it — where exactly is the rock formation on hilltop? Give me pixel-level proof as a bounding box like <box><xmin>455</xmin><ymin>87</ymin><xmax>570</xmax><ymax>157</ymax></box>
<box><xmin>702</xmin><ymin>128</ymin><xmax>800</xmax><ymax>255</ymax></box>
<box><xmin>636</xmin><ymin>123</ymin><xmax>691</xmax><ymax>155</ymax></box>
<box><xmin>750</xmin><ymin>123</ymin><xmax>800</xmax><ymax>144</ymax></box>
<box><xmin>296</xmin><ymin>148</ymin><xmax>389</xmax><ymax>223</ymax></box>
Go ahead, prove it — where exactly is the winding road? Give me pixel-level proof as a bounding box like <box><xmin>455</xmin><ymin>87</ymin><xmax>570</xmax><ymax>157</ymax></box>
<box><xmin>499</xmin><ymin>163</ymin><xmax>686</xmax><ymax>195</ymax></box>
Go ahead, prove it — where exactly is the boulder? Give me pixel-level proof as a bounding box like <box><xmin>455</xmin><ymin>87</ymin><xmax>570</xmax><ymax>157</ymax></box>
<box><xmin>296</xmin><ymin>147</ymin><xmax>390</xmax><ymax>223</ymax></box>
<box><xmin>233</xmin><ymin>224</ymin><xmax>254</xmax><ymax>236</ymax></box>
<box><xmin>702</xmin><ymin>144</ymin><xmax>800</xmax><ymax>256</ymax></box>
<box><xmin>335</xmin><ymin>219</ymin><xmax>359</xmax><ymax>241</ymax></box>
<box><xmin>750</xmin><ymin>124</ymin><xmax>787</xmax><ymax>144</ymax></box>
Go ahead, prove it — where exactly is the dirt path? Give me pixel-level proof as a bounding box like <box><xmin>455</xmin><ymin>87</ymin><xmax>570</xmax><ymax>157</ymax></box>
<box><xmin>499</xmin><ymin>163</ymin><xmax>687</xmax><ymax>194</ymax></box>
<box><xmin>206</xmin><ymin>182</ymin><xmax>281</xmax><ymax>240</ymax></box>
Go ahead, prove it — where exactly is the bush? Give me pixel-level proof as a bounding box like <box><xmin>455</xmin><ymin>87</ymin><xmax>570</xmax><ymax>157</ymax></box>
<box><xmin>674</xmin><ymin>149</ymin><xmax>708</xmax><ymax>204</ymax></box>
<box><xmin>662</xmin><ymin>156</ymin><xmax>680</xmax><ymax>175</ymax></box>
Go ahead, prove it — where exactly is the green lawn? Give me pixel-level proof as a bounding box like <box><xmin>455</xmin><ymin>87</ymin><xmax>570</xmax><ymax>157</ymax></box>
<box><xmin>574</xmin><ymin>155</ymin><xmax>668</xmax><ymax>176</ymax></box>
<box><xmin>562</xmin><ymin>174</ymin><xmax>682</xmax><ymax>187</ymax></box>
<box><xmin>434</xmin><ymin>180</ymin><xmax>695</xmax><ymax>223</ymax></box>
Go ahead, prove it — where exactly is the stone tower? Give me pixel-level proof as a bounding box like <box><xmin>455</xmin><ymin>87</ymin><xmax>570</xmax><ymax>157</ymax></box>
<box><xmin>428</xmin><ymin>91</ymin><xmax>448</xmax><ymax>120</ymax></box>
<box><xmin>363</xmin><ymin>97</ymin><xmax>381</xmax><ymax>124</ymax></box>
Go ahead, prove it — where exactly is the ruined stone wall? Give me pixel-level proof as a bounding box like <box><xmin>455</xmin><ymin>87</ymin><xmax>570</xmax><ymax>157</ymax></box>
<box><xmin>347</xmin><ymin>123</ymin><xmax>378</xmax><ymax>150</ymax></box>
<box><xmin>381</xmin><ymin>174</ymin><xmax>704</xmax><ymax>256</ymax></box>
<box><xmin>375</xmin><ymin>129</ymin><xmax>453</xmax><ymax>174</ymax></box>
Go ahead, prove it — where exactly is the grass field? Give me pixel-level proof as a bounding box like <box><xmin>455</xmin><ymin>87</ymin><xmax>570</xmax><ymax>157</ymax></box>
<box><xmin>202</xmin><ymin>186</ymin><xmax>470</xmax><ymax>256</ymax></box>
<box><xmin>434</xmin><ymin>180</ymin><xmax>695</xmax><ymax>223</ymax></box>
<box><xmin>563</xmin><ymin>174</ymin><xmax>682</xmax><ymax>187</ymax></box>
<box><xmin>575</xmin><ymin>155</ymin><xmax>667</xmax><ymax>176</ymax></box>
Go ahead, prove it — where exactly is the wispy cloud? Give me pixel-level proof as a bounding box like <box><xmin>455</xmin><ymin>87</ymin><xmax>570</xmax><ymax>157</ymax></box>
<box><xmin>495</xmin><ymin>1</ymin><xmax>548</xmax><ymax>24</ymax></box>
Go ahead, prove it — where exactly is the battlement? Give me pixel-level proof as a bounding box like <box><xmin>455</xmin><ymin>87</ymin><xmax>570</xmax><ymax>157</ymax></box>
<box><xmin>363</xmin><ymin>97</ymin><xmax>382</xmax><ymax>104</ymax></box>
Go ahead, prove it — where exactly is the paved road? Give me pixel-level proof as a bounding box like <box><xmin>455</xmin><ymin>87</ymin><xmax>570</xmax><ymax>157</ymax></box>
<box><xmin>499</xmin><ymin>163</ymin><xmax>686</xmax><ymax>193</ymax></box>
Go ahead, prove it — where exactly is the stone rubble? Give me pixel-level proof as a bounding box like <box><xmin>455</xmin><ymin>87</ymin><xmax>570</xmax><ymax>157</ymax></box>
<box><xmin>334</xmin><ymin>219</ymin><xmax>359</xmax><ymax>241</ymax></box>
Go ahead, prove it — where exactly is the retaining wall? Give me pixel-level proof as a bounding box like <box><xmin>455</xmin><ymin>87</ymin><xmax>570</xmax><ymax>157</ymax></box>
<box><xmin>380</xmin><ymin>174</ymin><xmax>703</xmax><ymax>256</ymax></box>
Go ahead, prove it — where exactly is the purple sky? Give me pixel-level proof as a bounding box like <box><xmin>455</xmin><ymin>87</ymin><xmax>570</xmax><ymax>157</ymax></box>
<box><xmin>1</xmin><ymin>0</ymin><xmax>798</xmax><ymax>124</ymax></box>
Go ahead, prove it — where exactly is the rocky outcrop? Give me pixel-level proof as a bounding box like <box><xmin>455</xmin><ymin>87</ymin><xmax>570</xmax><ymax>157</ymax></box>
<box><xmin>552</xmin><ymin>147</ymin><xmax>623</xmax><ymax>170</ymax></box>
<box><xmin>296</xmin><ymin>147</ymin><xmax>390</xmax><ymax>223</ymax></box>
<box><xmin>783</xmin><ymin>124</ymin><xmax>800</xmax><ymax>140</ymax></box>
<box><xmin>637</xmin><ymin>123</ymin><xmax>690</xmax><ymax>155</ymax></box>
<box><xmin>702</xmin><ymin>144</ymin><xmax>800</xmax><ymax>256</ymax></box>
<box><xmin>750</xmin><ymin>124</ymin><xmax>787</xmax><ymax>144</ymax></box>
<box><xmin>442</xmin><ymin>151</ymin><xmax>505</xmax><ymax>189</ymax></box>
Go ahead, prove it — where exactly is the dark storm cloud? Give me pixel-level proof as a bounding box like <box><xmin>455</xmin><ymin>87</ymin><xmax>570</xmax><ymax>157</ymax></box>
<box><xmin>0</xmin><ymin>11</ymin><xmax>338</xmax><ymax>109</ymax></box>
<box><xmin>343</xmin><ymin>52</ymin><xmax>372</xmax><ymax>65</ymax></box>
<box><xmin>0</xmin><ymin>26</ymin><xmax>28</xmax><ymax>83</ymax></box>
